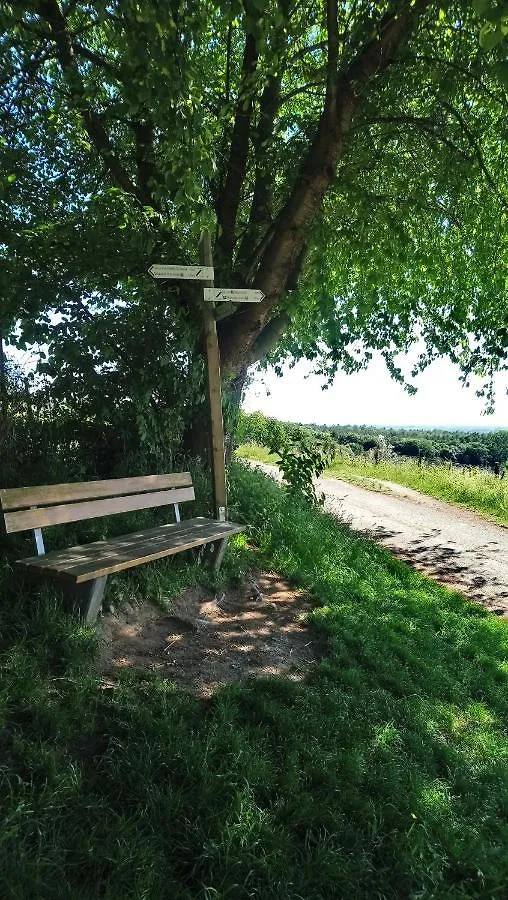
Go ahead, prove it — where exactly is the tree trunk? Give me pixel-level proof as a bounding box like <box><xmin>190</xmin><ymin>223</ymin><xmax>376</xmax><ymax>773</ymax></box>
<box><xmin>223</xmin><ymin>366</ymin><xmax>248</xmax><ymax>464</ymax></box>
<box><xmin>0</xmin><ymin>327</ymin><xmax>7</xmax><ymax>416</ymax></box>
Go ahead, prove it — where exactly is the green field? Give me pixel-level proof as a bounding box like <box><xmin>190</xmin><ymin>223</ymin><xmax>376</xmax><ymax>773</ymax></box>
<box><xmin>329</xmin><ymin>455</ymin><xmax>508</xmax><ymax>526</ymax></box>
<box><xmin>237</xmin><ymin>442</ymin><xmax>508</xmax><ymax>526</ymax></box>
<box><xmin>1</xmin><ymin>462</ymin><xmax>507</xmax><ymax>898</ymax></box>
<box><xmin>236</xmin><ymin>441</ymin><xmax>278</xmax><ymax>465</ymax></box>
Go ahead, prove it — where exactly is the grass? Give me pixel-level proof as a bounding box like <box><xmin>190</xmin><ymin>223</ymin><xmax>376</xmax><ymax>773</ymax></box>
<box><xmin>0</xmin><ymin>462</ymin><xmax>507</xmax><ymax>898</ymax></box>
<box><xmin>237</xmin><ymin>442</ymin><xmax>508</xmax><ymax>526</ymax></box>
<box><xmin>236</xmin><ymin>441</ymin><xmax>278</xmax><ymax>465</ymax></box>
<box><xmin>328</xmin><ymin>455</ymin><xmax>508</xmax><ymax>526</ymax></box>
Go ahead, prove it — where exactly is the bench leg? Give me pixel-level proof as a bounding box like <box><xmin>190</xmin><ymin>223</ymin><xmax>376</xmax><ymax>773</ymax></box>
<box><xmin>74</xmin><ymin>576</ymin><xmax>108</xmax><ymax>623</ymax></box>
<box><xmin>210</xmin><ymin>537</ymin><xmax>229</xmax><ymax>572</ymax></box>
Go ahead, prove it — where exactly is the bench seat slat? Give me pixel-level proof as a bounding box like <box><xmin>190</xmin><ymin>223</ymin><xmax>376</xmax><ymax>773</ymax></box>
<box><xmin>16</xmin><ymin>517</ymin><xmax>244</xmax><ymax>583</ymax></box>
<box><xmin>3</xmin><ymin>487</ymin><xmax>195</xmax><ymax>533</ymax></box>
<box><xmin>0</xmin><ymin>473</ymin><xmax>192</xmax><ymax>511</ymax></box>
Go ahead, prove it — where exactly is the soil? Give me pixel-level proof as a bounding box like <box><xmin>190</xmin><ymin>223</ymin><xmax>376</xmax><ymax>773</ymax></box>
<box><xmin>99</xmin><ymin>572</ymin><xmax>318</xmax><ymax>697</ymax></box>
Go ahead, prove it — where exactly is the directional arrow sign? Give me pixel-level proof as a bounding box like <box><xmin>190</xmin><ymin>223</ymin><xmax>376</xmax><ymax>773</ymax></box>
<box><xmin>149</xmin><ymin>264</ymin><xmax>214</xmax><ymax>280</ymax></box>
<box><xmin>204</xmin><ymin>287</ymin><xmax>265</xmax><ymax>303</ymax></box>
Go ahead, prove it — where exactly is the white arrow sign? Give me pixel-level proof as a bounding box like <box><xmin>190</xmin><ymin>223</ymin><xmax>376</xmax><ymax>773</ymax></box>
<box><xmin>204</xmin><ymin>287</ymin><xmax>265</xmax><ymax>303</ymax></box>
<box><xmin>149</xmin><ymin>264</ymin><xmax>214</xmax><ymax>280</ymax></box>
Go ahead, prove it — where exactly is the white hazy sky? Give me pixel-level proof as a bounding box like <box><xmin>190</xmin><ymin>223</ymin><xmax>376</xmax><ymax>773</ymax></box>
<box><xmin>243</xmin><ymin>353</ymin><xmax>508</xmax><ymax>428</ymax></box>
<box><xmin>8</xmin><ymin>342</ymin><xmax>508</xmax><ymax>430</ymax></box>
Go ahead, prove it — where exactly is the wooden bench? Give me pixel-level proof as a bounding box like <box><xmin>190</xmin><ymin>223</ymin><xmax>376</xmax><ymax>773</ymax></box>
<box><xmin>0</xmin><ymin>473</ymin><xmax>244</xmax><ymax>623</ymax></box>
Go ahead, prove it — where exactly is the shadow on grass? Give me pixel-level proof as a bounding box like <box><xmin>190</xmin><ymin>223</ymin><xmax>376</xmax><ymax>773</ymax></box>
<box><xmin>0</xmin><ymin>464</ymin><xmax>507</xmax><ymax>899</ymax></box>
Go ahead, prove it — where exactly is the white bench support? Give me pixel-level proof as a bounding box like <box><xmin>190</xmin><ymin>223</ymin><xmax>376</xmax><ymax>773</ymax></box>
<box><xmin>33</xmin><ymin>527</ymin><xmax>45</xmax><ymax>555</ymax></box>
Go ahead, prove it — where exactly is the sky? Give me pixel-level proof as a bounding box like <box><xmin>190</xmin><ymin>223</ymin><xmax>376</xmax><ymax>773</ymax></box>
<box><xmin>8</xmin><ymin>338</ymin><xmax>508</xmax><ymax>430</ymax></box>
<box><xmin>243</xmin><ymin>353</ymin><xmax>508</xmax><ymax>429</ymax></box>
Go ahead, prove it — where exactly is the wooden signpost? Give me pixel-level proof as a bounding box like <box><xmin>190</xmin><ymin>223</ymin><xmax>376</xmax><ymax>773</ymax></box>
<box><xmin>149</xmin><ymin>233</ymin><xmax>263</xmax><ymax>522</ymax></box>
<box><xmin>199</xmin><ymin>232</ymin><xmax>228</xmax><ymax>522</ymax></box>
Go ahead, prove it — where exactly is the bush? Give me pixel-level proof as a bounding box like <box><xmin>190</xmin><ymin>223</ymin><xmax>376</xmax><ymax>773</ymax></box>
<box><xmin>266</xmin><ymin>429</ymin><xmax>336</xmax><ymax>505</ymax></box>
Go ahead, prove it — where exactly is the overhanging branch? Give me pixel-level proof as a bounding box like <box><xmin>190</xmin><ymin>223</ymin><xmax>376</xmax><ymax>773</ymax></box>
<box><xmin>356</xmin><ymin>114</ymin><xmax>471</xmax><ymax>160</ymax></box>
<box><xmin>254</xmin><ymin>0</ymin><xmax>435</xmax><ymax>301</ymax></box>
<box><xmin>36</xmin><ymin>0</ymin><xmax>138</xmax><ymax>198</ymax></box>
<box><xmin>216</xmin><ymin>27</ymin><xmax>259</xmax><ymax>268</ymax></box>
<box><xmin>439</xmin><ymin>100</ymin><xmax>507</xmax><ymax>205</ymax></box>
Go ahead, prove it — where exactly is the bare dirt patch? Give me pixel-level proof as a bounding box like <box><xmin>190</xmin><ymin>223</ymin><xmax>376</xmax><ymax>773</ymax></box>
<box><xmin>98</xmin><ymin>572</ymin><xmax>318</xmax><ymax>697</ymax></box>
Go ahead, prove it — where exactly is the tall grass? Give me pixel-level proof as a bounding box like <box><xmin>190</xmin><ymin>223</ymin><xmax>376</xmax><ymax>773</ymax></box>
<box><xmin>237</xmin><ymin>443</ymin><xmax>508</xmax><ymax>526</ymax></box>
<box><xmin>330</xmin><ymin>454</ymin><xmax>508</xmax><ymax>525</ymax></box>
<box><xmin>236</xmin><ymin>441</ymin><xmax>278</xmax><ymax>464</ymax></box>
<box><xmin>0</xmin><ymin>463</ymin><xmax>507</xmax><ymax>898</ymax></box>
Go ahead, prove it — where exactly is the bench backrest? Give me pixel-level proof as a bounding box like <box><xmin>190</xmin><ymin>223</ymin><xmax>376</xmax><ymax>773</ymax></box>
<box><xmin>0</xmin><ymin>474</ymin><xmax>194</xmax><ymax>549</ymax></box>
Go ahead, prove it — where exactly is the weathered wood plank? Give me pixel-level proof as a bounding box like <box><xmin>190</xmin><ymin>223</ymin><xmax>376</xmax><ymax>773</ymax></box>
<box><xmin>17</xmin><ymin>518</ymin><xmax>244</xmax><ymax>582</ymax></box>
<box><xmin>0</xmin><ymin>473</ymin><xmax>192</xmax><ymax>511</ymax></box>
<box><xmin>4</xmin><ymin>487</ymin><xmax>195</xmax><ymax>533</ymax></box>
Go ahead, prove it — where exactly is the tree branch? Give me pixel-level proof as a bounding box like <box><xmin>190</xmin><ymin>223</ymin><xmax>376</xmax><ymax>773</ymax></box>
<box><xmin>255</xmin><ymin>0</ymin><xmax>434</xmax><ymax>300</ymax></box>
<box><xmin>280</xmin><ymin>79</ymin><xmax>325</xmax><ymax>104</ymax></box>
<box><xmin>401</xmin><ymin>53</ymin><xmax>505</xmax><ymax>104</ymax></box>
<box><xmin>216</xmin><ymin>27</ymin><xmax>259</xmax><ymax>269</ymax></box>
<box><xmin>234</xmin><ymin>0</ymin><xmax>294</xmax><ymax>276</ymax></box>
<box><xmin>357</xmin><ymin>114</ymin><xmax>471</xmax><ymax>160</ymax></box>
<box><xmin>291</xmin><ymin>40</ymin><xmax>327</xmax><ymax>61</ymax></box>
<box><xmin>220</xmin><ymin>0</ymin><xmax>434</xmax><ymax>375</ymax></box>
<box><xmin>36</xmin><ymin>0</ymin><xmax>138</xmax><ymax>198</ymax></box>
<box><xmin>325</xmin><ymin>0</ymin><xmax>339</xmax><ymax>122</ymax></box>
<box><xmin>73</xmin><ymin>42</ymin><xmax>122</xmax><ymax>78</ymax></box>
<box><xmin>345</xmin><ymin>185</ymin><xmax>463</xmax><ymax>229</ymax></box>
<box><xmin>225</xmin><ymin>18</ymin><xmax>233</xmax><ymax>105</ymax></box>
<box><xmin>439</xmin><ymin>100</ymin><xmax>507</xmax><ymax>205</ymax></box>
<box><xmin>132</xmin><ymin>118</ymin><xmax>158</xmax><ymax>206</ymax></box>
<box><xmin>236</xmin><ymin>70</ymin><xmax>283</xmax><ymax>268</ymax></box>
<box><xmin>250</xmin><ymin>312</ymin><xmax>291</xmax><ymax>363</ymax></box>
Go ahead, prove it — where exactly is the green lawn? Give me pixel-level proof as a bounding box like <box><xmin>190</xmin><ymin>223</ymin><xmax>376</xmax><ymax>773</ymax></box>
<box><xmin>237</xmin><ymin>442</ymin><xmax>508</xmax><ymax>527</ymax></box>
<box><xmin>1</xmin><ymin>462</ymin><xmax>507</xmax><ymax>898</ymax></box>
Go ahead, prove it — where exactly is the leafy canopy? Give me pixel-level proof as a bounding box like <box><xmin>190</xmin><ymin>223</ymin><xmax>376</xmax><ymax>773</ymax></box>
<box><xmin>0</xmin><ymin>0</ymin><xmax>507</xmax><ymax>404</ymax></box>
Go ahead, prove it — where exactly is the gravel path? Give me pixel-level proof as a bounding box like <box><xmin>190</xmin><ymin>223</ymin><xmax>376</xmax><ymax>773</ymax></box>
<box><xmin>249</xmin><ymin>461</ymin><xmax>508</xmax><ymax>617</ymax></box>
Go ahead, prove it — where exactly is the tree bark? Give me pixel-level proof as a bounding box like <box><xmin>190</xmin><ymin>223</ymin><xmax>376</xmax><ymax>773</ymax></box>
<box><xmin>0</xmin><ymin>326</ymin><xmax>6</xmax><ymax>416</ymax></box>
<box><xmin>218</xmin><ymin>0</ymin><xmax>433</xmax><ymax>377</ymax></box>
<box><xmin>223</xmin><ymin>367</ymin><xmax>249</xmax><ymax>464</ymax></box>
<box><xmin>216</xmin><ymin>31</ymin><xmax>259</xmax><ymax>271</ymax></box>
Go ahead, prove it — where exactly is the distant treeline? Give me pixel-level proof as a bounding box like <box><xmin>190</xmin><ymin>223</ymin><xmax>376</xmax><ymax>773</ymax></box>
<box><xmin>238</xmin><ymin>412</ymin><xmax>508</xmax><ymax>472</ymax></box>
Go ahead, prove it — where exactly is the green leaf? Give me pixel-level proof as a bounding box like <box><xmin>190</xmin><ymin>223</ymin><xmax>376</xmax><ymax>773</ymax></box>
<box><xmin>492</xmin><ymin>59</ymin><xmax>508</xmax><ymax>87</ymax></box>
<box><xmin>474</xmin><ymin>0</ymin><xmax>507</xmax><ymax>19</ymax></box>
<box><xmin>479</xmin><ymin>23</ymin><xmax>504</xmax><ymax>49</ymax></box>
<box><xmin>473</xmin><ymin>0</ymin><xmax>490</xmax><ymax>12</ymax></box>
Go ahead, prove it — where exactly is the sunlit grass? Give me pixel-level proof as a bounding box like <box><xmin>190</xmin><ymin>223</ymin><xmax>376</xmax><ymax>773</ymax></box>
<box><xmin>237</xmin><ymin>442</ymin><xmax>508</xmax><ymax>526</ymax></box>
<box><xmin>1</xmin><ymin>463</ymin><xmax>507</xmax><ymax>898</ymax></box>
<box><xmin>236</xmin><ymin>441</ymin><xmax>278</xmax><ymax>464</ymax></box>
<box><xmin>329</xmin><ymin>454</ymin><xmax>508</xmax><ymax>525</ymax></box>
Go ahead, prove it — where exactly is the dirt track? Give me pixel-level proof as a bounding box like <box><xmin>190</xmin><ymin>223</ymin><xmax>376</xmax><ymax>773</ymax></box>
<box><xmin>250</xmin><ymin>462</ymin><xmax>508</xmax><ymax>617</ymax></box>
